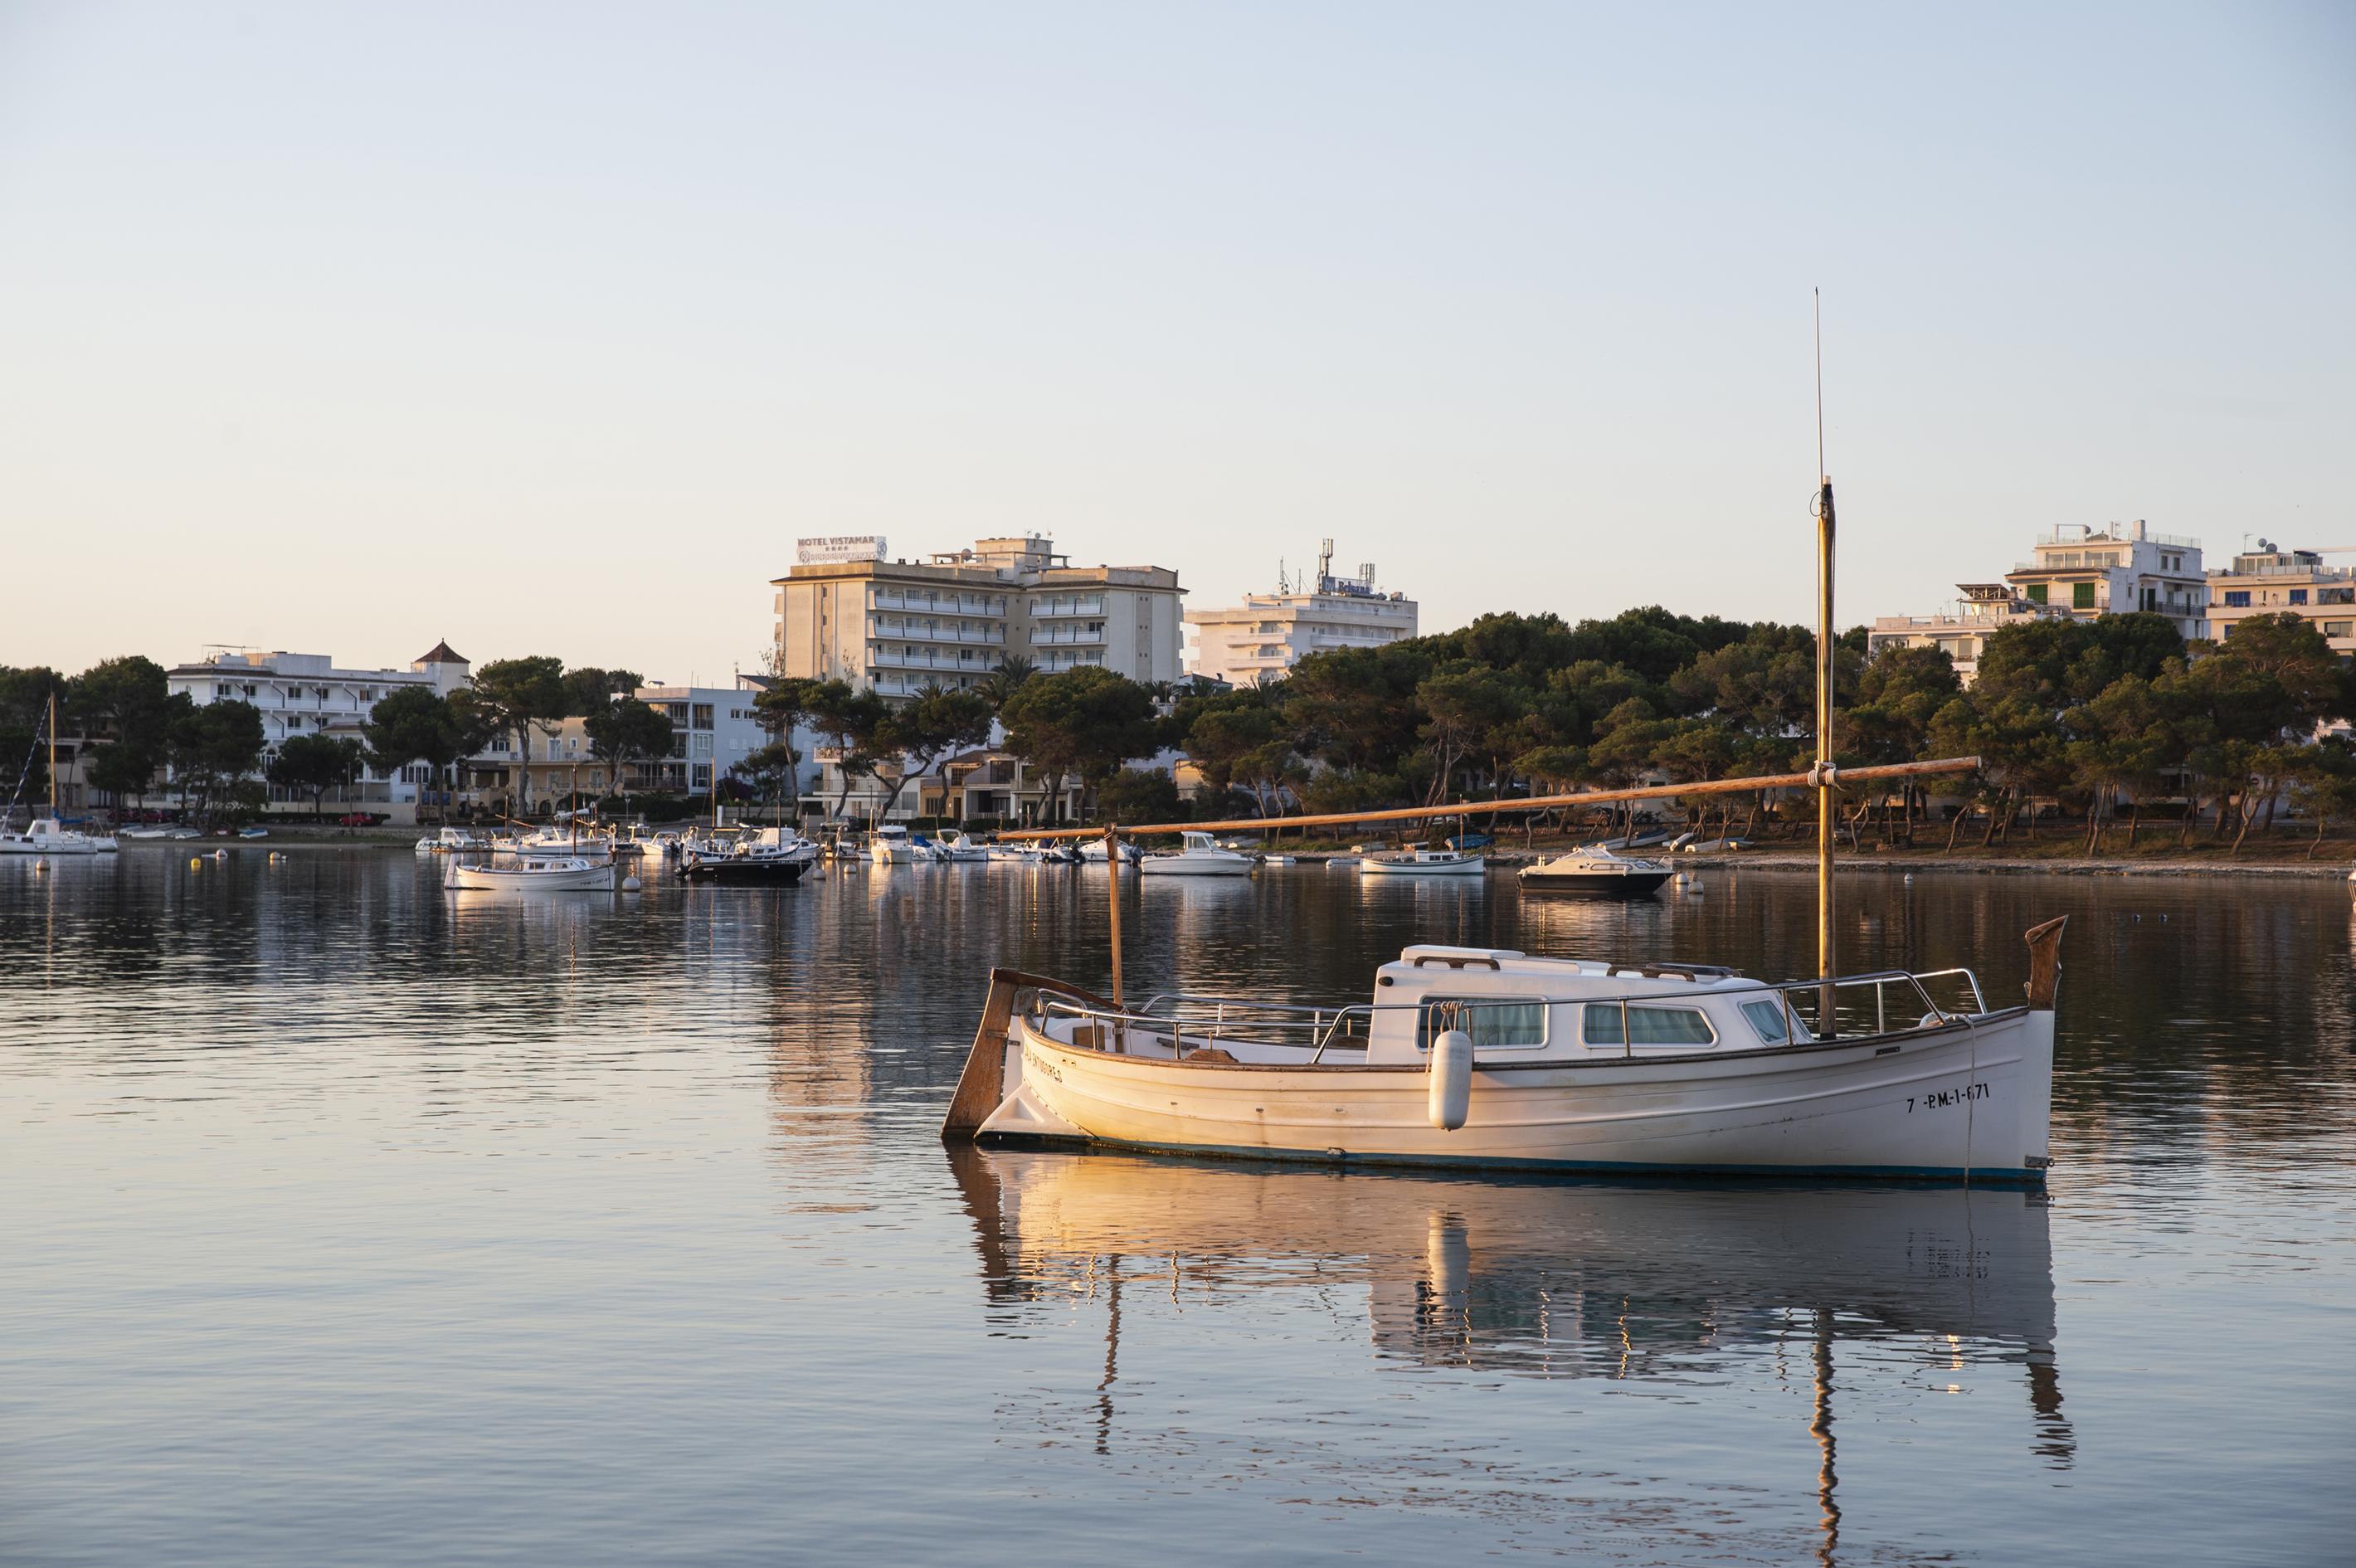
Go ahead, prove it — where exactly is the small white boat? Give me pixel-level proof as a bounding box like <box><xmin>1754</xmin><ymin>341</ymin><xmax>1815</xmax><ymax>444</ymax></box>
<box><xmin>1518</xmin><ymin>843</ymin><xmax>1672</xmax><ymax>898</ymax></box>
<box><xmin>937</xmin><ymin>831</ymin><xmax>991</xmax><ymax>862</ymax></box>
<box><xmin>445</xmin><ymin>855</ymin><xmax>615</xmax><ymax>892</ymax></box>
<box><xmin>120</xmin><ymin>825</ymin><xmax>178</xmax><ymax>840</ymax></box>
<box><xmin>946</xmin><ymin>923</ymin><xmax>2066</xmax><ymax>1182</ymax></box>
<box><xmin>1137</xmin><ymin>830</ymin><xmax>1254</xmax><ymax>878</ymax></box>
<box><xmin>1359</xmin><ymin>844</ymin><xmax>1486</xmax><ymax>878</ymax></box>
<box><xmin>987</xmin><ymin>842</ymin><xmax>1047</xmax><ymax>864</ymax></box>
<box><xmin>869</xmin><ymin>825</ymin><xmax>920</xmax><ymax>863</ymax></box>
<box><xmin>513</xmin><ymin>825</ymin><xmax>612</xmax><ymax>860</ymax></box>
<box><xmin>0</xmin><ymin>816</ymin><xmax>119</xmax><ymax>855</ymax></box>
<box><xmin>237</xmin><ymin>826</ymin><xmax>269</xmax><ymax>840</ymax></box>
<box><xmin>1079</xmin><ymin>837</ymin><xmax>1144</xmax><ymax>865</ymax></box>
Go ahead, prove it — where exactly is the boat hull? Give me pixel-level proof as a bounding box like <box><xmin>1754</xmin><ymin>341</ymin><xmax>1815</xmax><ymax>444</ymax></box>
<box><xmin>1517</xmin><ymin>869</ymin><xmax>1670</xmax><ymax>898</ymax></box>
<box><xmin>678</xmin><ymin>857</ymin><xmax>810</xmax><ymax>884</ymax></box>
<box><xmin>445</xmin><ymin>861</ymin><xmax>615</xmax><ymax>891</ymax></box>
<box><xmin>1359</xmin><ymin>858</ymin><xmax>1485</xmax><ymax>877</ymax></box>
<box><xmin>985</xmin><ymin>1010</ymin><xmax>2054</xmax><ymax>1182</ymax></box>
<box><xmin>1137</xmin><ymin>858</ymin><xmax>1253</xmax><ymax>877</ymax></box>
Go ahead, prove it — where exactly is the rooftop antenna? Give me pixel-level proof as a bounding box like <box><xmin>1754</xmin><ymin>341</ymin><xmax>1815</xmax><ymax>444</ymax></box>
<box><xmin>1812</xmin><ymin>289</ymin><xmax>1838</xmax><ymax>1029</ymax></box>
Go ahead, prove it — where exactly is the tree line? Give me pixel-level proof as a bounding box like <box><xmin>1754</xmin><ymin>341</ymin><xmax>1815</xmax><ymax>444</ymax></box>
<box><xmin>13</xmin><ymin>609</ymin><xmax>2353</xmax><ymax>848</ymax></box>
<box><xmin>0</xmin><ymin>656</ymin><xmax>688</xmax><ymax>823</ymax></box>
<box><xmin>806</xmin><ymin>605</ymin><xmax>2354</xmax><ymax>853</ymax></box>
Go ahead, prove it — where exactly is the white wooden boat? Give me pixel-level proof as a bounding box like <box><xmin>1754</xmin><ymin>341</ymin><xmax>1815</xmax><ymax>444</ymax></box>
<box><xmin>1137</xmin><ymin>830</ymin><xmax>1253</xmax><ymax>878</ymax></box>
<box><xmin>1078</xmin><ymin>837</ymin><xmax>1143</xmax><ymax>865</ymax></box>
<box><xmin>946</xmin><ymin>923</ymin><xmax>2065</xmax><ymax>1182</ymax></box>
<box><xmin>0</xmin><ymin>816</ymin><xmax>119</xmax><ymax>855</ymax></box>
<box><xmin>445</xmin><ymin>855</ymin><xmax>615</xmax><ymax>892</ymax></box>
<box><xmin>1358</xmin><ymin>844</ymin><xmax>1485</xmax><ymax>878</ymax></box>
<box><xmin>1517</xmin><ymin>843</ymin><xmax>1672</xmax><ymax>898</ymax></box>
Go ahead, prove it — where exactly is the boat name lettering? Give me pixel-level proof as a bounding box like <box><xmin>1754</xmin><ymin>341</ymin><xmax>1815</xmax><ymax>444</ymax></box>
<box><xmin>1906</xmin><ymin>1083</ymin><xmax>1990</xmax><ymax>1113</ymax></box>
<box><xmin>1023</xmin><ymin>1046</ymin><xmax>1064</xmax><ymax>1083</ymax></box>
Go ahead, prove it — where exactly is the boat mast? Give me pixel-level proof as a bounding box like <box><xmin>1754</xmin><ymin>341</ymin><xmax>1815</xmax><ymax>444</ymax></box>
<box><xmin>1813</xmin><ymin>293</ymin><xmax>1838</xmax><ymax>1034</ymax></box>
<box><xmin>47</xmin><ymin>692</ymin><xmax>58</xmax><ymax>821</ymax></box>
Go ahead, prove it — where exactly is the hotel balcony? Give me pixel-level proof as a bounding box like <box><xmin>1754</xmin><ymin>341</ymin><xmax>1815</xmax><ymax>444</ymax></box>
<box><xmin>869</xmin><ymin>619</ymin><xmax>1004</xmax><ymax>645</ymax></box>
<box><xmin>869</xmin><ymin>648</ymin><xmax>991</xmax><ymax>673</ymax></box>
<box><xmin>869</xmin><ymin>589</ymin><xmax>1007</xmax><ymax>616</ymax></box>
<box><xmin>1030</xmin><ymin>626</ymin><xmax>1107</xmax><ymax>646</ymax></box>
<box><xmin>1030</xmin><ymin>597</ymin><xmax>1106</xmax><ymax>619</ymax></box>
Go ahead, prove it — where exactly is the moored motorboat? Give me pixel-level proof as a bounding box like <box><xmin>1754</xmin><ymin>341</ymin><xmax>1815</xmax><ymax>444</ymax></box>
<box><xmin>1137</xmin><ymin>830</ymin><xmax>1253</xmax><ymax>878</ymax></box>
<box><xmin>938</xmin><ymin>831</ymin><xmax>991</xmax><ymax>862</ymax></box>
<box><xmin>945</xmin><ymin>925</ymin><xmax>2065</xmax><ymax>1182</ymax></box>
<box><xmin>679</xmin><ymin>826</ymin><xmax>815</xmax><ymax>884</ymax></box>
<box><xmin>1358</xmin><ymin>844</ymin><xmax>1486</xmax><ymax>878</ymax></box>
<box><xmin>1517</xmin><ymin>844</ymin><xmax>1671</xmax><ymax>898</ymax></box>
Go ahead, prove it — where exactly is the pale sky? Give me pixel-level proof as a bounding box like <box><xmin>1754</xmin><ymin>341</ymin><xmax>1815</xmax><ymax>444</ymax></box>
<box><xmin>3</xmin><ymin>2</ymin><xmax>2350</xmax><ymax>681</ymax></box>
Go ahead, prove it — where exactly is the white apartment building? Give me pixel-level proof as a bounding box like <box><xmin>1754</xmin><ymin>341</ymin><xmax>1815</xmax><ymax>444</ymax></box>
<box><xmin>466</xmin><ymin>678</ymin><xmax>798</xmax><ymax>811</ymax></box>
<box><xmin>2003</xmin><ymin>521</ymin><xmax>2208</xmax><ymax>641</ymax></box>
<box><xmin>771</xmin><ymin>534</ymin><xmax>1184</xmax><ymax>699</ymax></box>
<box><xmin>166</xmin><ymin>642</ymin><xmax>473</xmax><ymax>821</ymax></box>
<box><xmin>2206</xmin><ymin>541</ymin><xmax>2356</xmax><ymax>655</ymax></box>
<box><xmin>1184</xmin><ymin>546</ymin><xmax>1419</xmax><ymax>687</ymax></box>
<box><xmin>1867</xmin><ymin>585</ymin><xmax>2075</xmax><ymax>686</ymax></box>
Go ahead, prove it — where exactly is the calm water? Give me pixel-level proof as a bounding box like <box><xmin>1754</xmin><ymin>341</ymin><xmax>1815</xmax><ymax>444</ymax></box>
<box><xmin>5</xmin><ymin>850</ymin><xmax>2352</xmax><ymax>1566</ymax></box>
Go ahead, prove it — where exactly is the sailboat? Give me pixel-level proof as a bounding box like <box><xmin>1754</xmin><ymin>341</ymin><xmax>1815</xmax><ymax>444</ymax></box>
<box><xmin>945</xmin><ymin>354</ymin><xmax>2065</xmax><ymax>1183</ymax></box>
<box><xmin>0</xmin><ymin>695</ymin><xmax>119</xmax><ymax>856</ymax></box>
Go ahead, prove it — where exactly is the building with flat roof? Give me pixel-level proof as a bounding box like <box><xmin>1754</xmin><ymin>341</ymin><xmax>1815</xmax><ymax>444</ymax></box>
<box><xmin>1867</xmin><ymin>586</ymin><xmax>2074</xmax><ymax>686</ymax></box>
<box><xmin>2003</xmin><ymin>521</ymin><xmax>2207</xmax><ymax>641</ymax></box>
<box><xmin>166</xmin><ymin>643</ymin><xmax>473</xmax><ymax>821</ymax></box>
<box><xmin>2205</xmin><ymin>541</ymin><xmax>2356</xmax><ymax>655</ymax></box>
<box><xmin>1183</xmin><ymin>543</ymin><xmax>1418</xmax><ymax>687</ymax></box>
<box><xmin>771</xmin><ymin>534</ymin><xmax>1184</xmax><ymax>698</ymax></box>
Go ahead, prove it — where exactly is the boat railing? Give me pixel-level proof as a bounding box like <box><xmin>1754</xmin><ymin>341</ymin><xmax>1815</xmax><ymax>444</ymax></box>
<box><xmin>1034</xmin><ymin>964</ymin><xmax>1992</xmax><ymax>1059</ymax></box>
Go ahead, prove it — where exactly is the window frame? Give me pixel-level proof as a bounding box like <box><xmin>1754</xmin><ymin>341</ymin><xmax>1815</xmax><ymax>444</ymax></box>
<box><xmin>1417</xmin><ymin>996</ymin><xmax>1550</xmax><ymax>1054</ymax></box>
<box><xmin>1581</xmin><ymin>1002</ymin><xmax>1720</xmax><ymax>1049</ymax></box>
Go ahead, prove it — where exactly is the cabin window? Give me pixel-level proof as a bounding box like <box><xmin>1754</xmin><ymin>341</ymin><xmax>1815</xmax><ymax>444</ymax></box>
<box><xmin>1740</xmin><ymin>1000</ymin><xmax>1795</xmax><ymax>1044</ymax></box>
<box><xmin>1583</xmin><ymin>1004</ymin><xmax>1716</xmax><ymax>1047</ymax></box>
<box><xmin>1418</xmin><ymin>998</ymin><xmax>1547</xmax><ymax>1050</ymax></box>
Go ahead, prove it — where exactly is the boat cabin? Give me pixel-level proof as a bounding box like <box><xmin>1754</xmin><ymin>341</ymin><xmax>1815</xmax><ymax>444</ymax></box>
<box><xmin>1362</xmin><ymin>945</ymin><xmax>1816</xmax><ymax>1064</ymax></box>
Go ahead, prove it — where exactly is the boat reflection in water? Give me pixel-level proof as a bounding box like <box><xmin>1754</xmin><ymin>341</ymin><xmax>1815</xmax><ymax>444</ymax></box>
<box><xmin>950</xmin><ymin>1148</ymin><xmax>2071</xmax><ymax>1553</ymax></box>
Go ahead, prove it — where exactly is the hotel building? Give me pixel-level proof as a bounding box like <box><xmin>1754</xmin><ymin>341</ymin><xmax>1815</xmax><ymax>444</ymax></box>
<box><xmin>2204</xmin><ymin>541</ymin><xmax>2356</xmax><ymax>655</ymax></box>
<box><xmin>771</xmin><ymin>535</ymin><xmax>1185</xmax><ymax>699</ymax></box>
<box><xmin>1183</xmin><ymin>545</ymin><xmax>1418</xmax><ymax>687</ymax></box>
<box><xmin>1866</xmin><ymin>586</ymin><xmax>2076</xmax><ymax>687</ymax></box>
<box><xmin>2003</xmin><ymin>521</ymin><xmax>2208</xmax><ymax>642</ymax></box>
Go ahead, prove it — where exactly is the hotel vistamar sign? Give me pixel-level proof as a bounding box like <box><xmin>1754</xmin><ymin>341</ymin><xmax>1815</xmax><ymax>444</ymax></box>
<box><xmin>796</xmin><ymin>535</ymin><xmax>888</xmax><ymax>565</ymax></box>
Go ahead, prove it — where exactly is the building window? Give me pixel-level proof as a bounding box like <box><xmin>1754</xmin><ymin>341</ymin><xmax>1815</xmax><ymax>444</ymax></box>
<box><xmin>2290</xmin><ymin>589</ymin><xmax>2309</xmax><ymax>605</ymax></box>
<box><xmin>2326</xmin><ymin>622</ymin><xmax>2354</xmax><ymax>639</ymax></box>
<box><xmin>2024</xmin><ymin>584</ymin><xmax>2047</xmax><ymax>605</ymax></box>
<box><xmin>2072</xmin><ymin>582</ymin><xmax>2096</xmax><ymax>610</ymax></box>
<box><xmin>2224</xmin><ymin>591</ymin><xmax>2251</xmax><ymax>607</ymax></box>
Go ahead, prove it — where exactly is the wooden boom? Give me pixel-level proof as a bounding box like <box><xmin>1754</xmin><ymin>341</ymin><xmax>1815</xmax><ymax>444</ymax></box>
<box><xmin>994</xmin><ymin>755</ymin><xmax>1981</xmax><ymax>841</ymax></box>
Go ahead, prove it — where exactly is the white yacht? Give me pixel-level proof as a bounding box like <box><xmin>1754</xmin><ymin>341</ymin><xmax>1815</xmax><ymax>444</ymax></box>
<box><xmin>869</xmin><ymin>825</ymin><xmax>920</xmax><ymax>863</ymax></box>
<box><xmin>1518</xmin><ymin>843</ymin><xmax>1672</xmax><ymax>898</ymax></box>
<box><xmin>937</xmin><ymin>831</ymin><xmax>991</xmax><ymax>862</ymax></box>
<box><xmin>1137</xmin><ymin>830</ymin><xmax>1254</xmax><ymax>878</ymax></box>
<box><xmin>1</xmin><ymin>696</ymin><xmax>118</xmax><ymax>855</ymax></box>
<box><xmin>0</xmin><ymin>816</ymin><xmax>119</xmax><ymax>856</ymax></box>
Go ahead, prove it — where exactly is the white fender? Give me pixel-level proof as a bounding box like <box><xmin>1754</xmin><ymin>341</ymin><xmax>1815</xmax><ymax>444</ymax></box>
<box><xmin>1427</xmin><ymin>1029</ymin><xmax>1472</xmax><ymax>1131</ymax></box>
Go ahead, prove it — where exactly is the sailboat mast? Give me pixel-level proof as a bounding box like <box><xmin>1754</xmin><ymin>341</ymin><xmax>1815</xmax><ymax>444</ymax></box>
<box><xmin>48</xmin><ymin>692</ymin><xmax>58</xmax><ymax>820</ymax></box>
<box><xmin>1813</xmin><ymin>293</ymin><xmax>1838</xmax><ymax>1032</ymax></box>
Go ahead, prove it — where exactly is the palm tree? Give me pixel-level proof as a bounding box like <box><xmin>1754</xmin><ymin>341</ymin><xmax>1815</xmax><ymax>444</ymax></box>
<box><xmin>976</xmin><ymin>655</ymin><xmax>1038</xmax><ymax>713</ymax></box>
